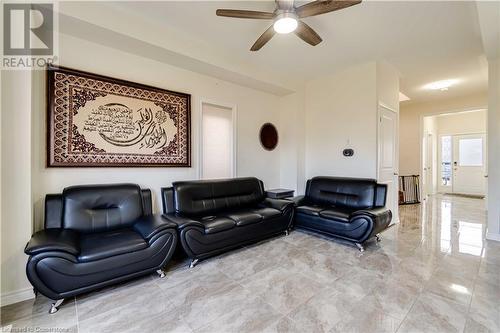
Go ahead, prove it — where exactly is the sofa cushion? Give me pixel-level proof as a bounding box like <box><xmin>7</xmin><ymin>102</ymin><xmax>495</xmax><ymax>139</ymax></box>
<box><xmin>63</xmin><ymin>184</ymin><xmax>144</xmax><ymax>233</ymax></box>
<box><xmin>319</xmin><ymin>208</ymin><xmax>353</xmax><ymax>223</ymax></box>
<box><xmin>251</xmin><ymin>207</ymin><xmax>282</xmax><ymax>219</ymax></box>
<box><xmin>296</xmin><ymin>205</ymin><xmax>324</xmax><ymax>216</ymax></box>
<box><xmin>203</xmin><ymin>217</ymin><xmax>236</xmax><ymax>234</ymax></box>
<box><xmin>307</xmin><ymin>177</ymin><xmax>377</xmax><ymax>209</ymax></box>
<box><xmin>78</xmin><ymin>229</ymin><xmax>147</xmax><ymax>262</ymax></box>
<box><xmin>225</xmin><ymin>211</ymin><xmax>263</xmax><ymax>227</ymax></box>
<box><xmin>173</xmin><ymin>177</ymin><xmax>265</xmax><ymax>216</ymax></box>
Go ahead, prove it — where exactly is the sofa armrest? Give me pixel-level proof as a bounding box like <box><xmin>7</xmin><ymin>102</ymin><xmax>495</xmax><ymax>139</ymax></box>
<box><xmin>133</xmin><ymin>214</ymin><xmax>177</xmax><ymax>240</ymax></box>
<box><xmin>162</xmin><ymin>213</ymin><xmax>204</xmax><ymax>230</ymax></box>
<box><xmin>259</xmin><ymin>198</ymin><xmax>294</xmax><ymax>212</ymax></box>
<box><xmin>290</xmin><ymin>195</ymin><xmax>307</xmax><ymax>206</ymax></box>
<box><xmin>25</xmin><ymin>229</ymin><xmax>80</xmax><ymax>256</ymax></box>
<box><xmin>351</xmin><ymin>207</ymin><xmax>392</xmax><ymax>221</ymax></box>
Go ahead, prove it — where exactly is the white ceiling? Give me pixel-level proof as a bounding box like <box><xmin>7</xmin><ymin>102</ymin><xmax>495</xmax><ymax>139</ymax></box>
<box><xmin>115</xmin><ymin>1</ymin><xmax>487</xmax><ymax>103</ymax></box>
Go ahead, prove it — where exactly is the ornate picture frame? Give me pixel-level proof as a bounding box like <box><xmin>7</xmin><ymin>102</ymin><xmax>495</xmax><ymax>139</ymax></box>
<box><xmin>46</xmin><ymin>65</ymin><xmax>191</xmax><ymax>167</ymax></box>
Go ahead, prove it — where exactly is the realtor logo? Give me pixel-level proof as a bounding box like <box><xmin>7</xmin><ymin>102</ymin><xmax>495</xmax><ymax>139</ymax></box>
<box><xmin>3</xmin><ymin>3</ymin><xmax>53</xmax><ymax>55</ymax></box>
<box><xmin>2</xmin><ymin>2</ymin><xmax>57</xmax><ymax>69</ymax></box>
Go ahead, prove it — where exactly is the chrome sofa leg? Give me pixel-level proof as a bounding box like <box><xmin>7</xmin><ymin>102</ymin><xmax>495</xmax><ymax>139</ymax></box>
<box><xmin>156</xmin><ymin>269</ymin><xmax>166</xmax><ymax>278</ymax></box>
<box><xmin>284</xmin><ymin>229</ymin><xmax>289</xmax><ymax>236</ymax></box>
<box><xmin>355</xmin><ymin>243</ymin><xmax>365</xmax><ymax>252</ymax></box>
<box><xmin>49</xmin><ymin>299</ymin><xmax>64</xmax><ymax>314</ymax></box>
<box><xmin>189</xmin><ymin>259</ymin><xmax>199</xmax><ymax>268</ymax></box>
<box><xmin>376</xmin><ymin>234</ymin><xmax>381</xmax><ymax>242</ymax></box>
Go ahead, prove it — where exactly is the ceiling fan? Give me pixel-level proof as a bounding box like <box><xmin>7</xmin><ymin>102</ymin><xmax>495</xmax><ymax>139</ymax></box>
<box><xmin>216</xmin><ymin>0</ymin><xmax>362</xmax><ymax>51</ymax></box>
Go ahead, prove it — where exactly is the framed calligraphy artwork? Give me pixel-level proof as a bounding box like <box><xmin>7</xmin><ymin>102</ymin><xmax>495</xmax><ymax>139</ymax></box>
<box><xmin>47</xmin><ymin>65</ymin><xmax>191</xmax><ymax>167</ymax></box>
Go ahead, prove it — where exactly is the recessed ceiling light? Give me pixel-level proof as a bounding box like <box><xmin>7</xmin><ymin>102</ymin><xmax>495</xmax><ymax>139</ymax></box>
<box><xmin>399</xmin><ymin>92</ymin><xmax>410</xmax><ymax>102</ymax></box>
<box><xmin>423</xmin><ymin>79</ymin><xmax>459</xmax><ymax>91</ymax></box>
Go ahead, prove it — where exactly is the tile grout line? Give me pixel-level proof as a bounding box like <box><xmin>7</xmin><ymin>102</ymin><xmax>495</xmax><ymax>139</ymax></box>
<box><xmin>461</xmin><ymin>247</ymin><xmax>485</xmax><ymax>333</ymax></box>
<box><xmin>394</xmin><ymin>290</ymin><xmax>420</xmax><ymax>333</ymax></box>
<box><xmin>74</xmin><ymin>296</ymin><xmax>80</xmax><ymax>333</ymax></box>
<box><xmin>394</xmin><ymin>254</ymin><xmax>441</xmax><ymax>333</ymax></box>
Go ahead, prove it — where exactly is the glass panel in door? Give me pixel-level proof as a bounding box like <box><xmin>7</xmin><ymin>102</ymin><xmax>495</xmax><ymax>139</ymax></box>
<box><xmin>452</xmin><ymin>134</ymin><xmax>486</xmax><ymax>196</ymax></box>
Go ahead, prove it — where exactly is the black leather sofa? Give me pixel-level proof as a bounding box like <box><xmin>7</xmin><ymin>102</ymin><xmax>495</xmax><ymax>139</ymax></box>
<box><xmin>161</xmin><ymin>177</ymin><xmax>294</xmax><ymax>267</ymax></box>
<box><xmin>293</xmin><ymin>177</ymin><xmax>392</xmax><ymax>251</ymax></box>
<box><xmin>25</xmin><ymin>184</ymin><xmax>177</xmax><ymax>314</ymax></box>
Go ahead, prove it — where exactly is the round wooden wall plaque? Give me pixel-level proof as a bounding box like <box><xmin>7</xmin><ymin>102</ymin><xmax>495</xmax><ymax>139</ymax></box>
<box><xmin>260</xmin><ymin>123</ymin><xmax>278</xmax><ymax>151</ymax></box>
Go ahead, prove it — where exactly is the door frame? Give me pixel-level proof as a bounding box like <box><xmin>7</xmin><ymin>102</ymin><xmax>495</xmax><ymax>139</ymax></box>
<box><xmin>437</xmin><ymin>132</ymin><xmax>487</xmax><ymax>195</ymax></box>
<box><xmin>422</xmin><ymin>131</ymin><xmax>435</xmax><ymax>197</ymax></box>
<box><xmin>419</xmin><ymin>108</ymin><xmax>487</xmax><ymax>200</ymax></box>
<box><xmin>198</xmin><ymin>99</ymin><xmax>238</xmax><ymax>180</ymax></box>
<box><xmin>377</xmin><ymin>103</ymin><xmax>399</xmax><ymax>223</ymax></box>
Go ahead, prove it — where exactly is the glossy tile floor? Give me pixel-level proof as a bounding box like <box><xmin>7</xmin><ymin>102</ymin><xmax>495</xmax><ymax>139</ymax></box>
<box><xmin>2</xmin><ymin>194</ymin><xmax>499</xmax><ymax>333</ymax></box>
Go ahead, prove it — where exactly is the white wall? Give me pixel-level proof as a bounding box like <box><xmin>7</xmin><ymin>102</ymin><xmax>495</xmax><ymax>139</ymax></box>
<box><xmin>305</xmin><ymin>63</ymin><xmax>378</xmax><ymax>179</ymax></box>
<box><xmin>377</xmin><ymin>62</ymin><xmax>400</xmax><ymax>111</ymax></box>
<box><xmin>279</xmin><ymin>90</ymin><xmax>306</xmax><ymax>194</ymax></box>
<box><xmin>303</xmin><ymin>62</ymin><xmax>399</xmax><ymax>184</ymax></box>
<box><xmin>1</xmin><ymin>70</ymin><xmax>34</xmax><ymax>304</ymax></box>
<box><xmin>435</xmin><ymin>110</ymin><xmax>487</xmax><ymax>136</ymax></box>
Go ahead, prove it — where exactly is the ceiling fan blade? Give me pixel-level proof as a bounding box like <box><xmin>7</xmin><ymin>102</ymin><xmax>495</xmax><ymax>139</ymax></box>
<box><xmin>275</xmin><ymin>0</ymin><xmax>294</xmax><ymax>10</ymax></box>
<box><xmin>295</xmin><ymin>20</ymin><xmax>322</xmax><ymax>46</ymax></box>
<box><xmin>250</xmin><ymin>25</ymin><xmax>276</xmax><ymax>51</ymax></box>
<box><xmin>216</xmin><ymin>9</ymin><xmax>275</xmax><ymax>19</ymax></box>
<box><xmin>295</xmin><ymin>0</ymin><xmax>361</xmax><ymax>18</ymax></box>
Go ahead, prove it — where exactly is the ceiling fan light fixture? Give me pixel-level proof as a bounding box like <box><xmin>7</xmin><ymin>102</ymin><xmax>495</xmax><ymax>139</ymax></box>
<box><xmin>273</xmin><ymin>12</ymin><xmax>298</xmax><ymax>34</ymax></box>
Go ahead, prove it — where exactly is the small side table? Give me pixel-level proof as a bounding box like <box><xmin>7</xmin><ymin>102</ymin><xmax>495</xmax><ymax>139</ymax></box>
<box><xmin>265</xmin><ymin>188</ymin><xmax>295</xmax><ymax>199</ymax></box>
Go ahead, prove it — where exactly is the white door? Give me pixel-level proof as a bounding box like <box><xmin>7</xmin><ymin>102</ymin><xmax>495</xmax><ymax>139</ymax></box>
<box><xmin>423</xmin><ymin>132</ymin><xmax>434</xmax><ymax>197</ymax></box>
<box><xmin>378</xmin><ymin>105</ymin><xmax>398</xmax><ymax>222</ymax></box>
<box><xmin>452</xmin><ymin>134</ymin><xmax>486</xmax><ymax>196</ymax></box>
<box><xmin>200</xmin><ymin>103</ymin><xmax>235</xmax><ymax>179</ymax></box>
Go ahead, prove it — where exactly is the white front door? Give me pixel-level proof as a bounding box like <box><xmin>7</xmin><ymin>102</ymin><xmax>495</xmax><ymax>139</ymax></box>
<box><xmin>378</xmin><ymin>105</ymin><xmax>398</xmax><ymax>222</ymax></box>
<box><xmin>452</xmin><ymin>134</ymin><xmax>486</xmax><ymax>196</ymax></box>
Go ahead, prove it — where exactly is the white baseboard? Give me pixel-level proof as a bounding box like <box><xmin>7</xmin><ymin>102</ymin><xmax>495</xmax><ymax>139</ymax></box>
<box><xmin>486</xmin><ymin>232</ymin><xmax>500</xmax><ymax>242</ymax></box>
<box><xmin>1</xmin><ymin>287</ymin><xmax>34</xmax><ymax>307</ymax></box>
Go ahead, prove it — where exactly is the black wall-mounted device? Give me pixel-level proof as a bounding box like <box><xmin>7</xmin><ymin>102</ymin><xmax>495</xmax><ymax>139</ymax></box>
<box><xmin>343</xmin><ymin>148</ymin><xmax>354</xmax><ymax>157</ymax></box>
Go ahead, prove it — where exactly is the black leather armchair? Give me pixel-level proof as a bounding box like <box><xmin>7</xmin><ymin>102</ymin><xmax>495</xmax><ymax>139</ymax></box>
<box><xmin>25</xmin><ymin>184</ymin><xmax>177</xmax><ymax>314</ymax></box>
<box><xmin>293</xmin><ymin>177</ymin><xmax>392</xmax><ymax>251</ymax></box>
<box><xmin>161</xmin><ymin>177</ymin><xmax>294</xmax><ymax>267</ymax></box>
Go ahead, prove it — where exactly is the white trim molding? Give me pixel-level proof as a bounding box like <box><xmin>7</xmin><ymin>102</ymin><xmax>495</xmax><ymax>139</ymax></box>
<box><xmin>486</xmin><ymin>231</ymin><xmax>500</xmax><ymax>242</ymax></box>
<box><xmin>1</xmin><ymin>287</ymin><xmax>34</xmax><ymax>307</ymax></box>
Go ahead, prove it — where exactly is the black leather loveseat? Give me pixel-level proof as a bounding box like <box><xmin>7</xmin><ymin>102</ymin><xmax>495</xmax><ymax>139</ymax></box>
<box><xmin>25</xmin><ymin>184</ymin><xmax>177</xmax><ymax>314</ymax></box>
<box><xmin>161</xmin><ymin>177</ymin><xmax>294</xmax><ymax>267</ymax></box>
<box><xmin>293</xmin><ymin>177</ymin><xmax>392</xmax><ymax>251</ymax></box>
